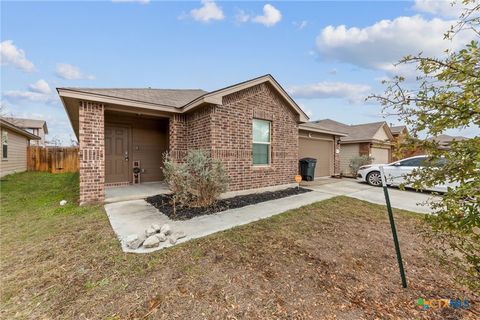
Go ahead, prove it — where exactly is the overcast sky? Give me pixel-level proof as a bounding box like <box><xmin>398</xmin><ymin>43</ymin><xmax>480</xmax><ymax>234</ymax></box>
<box><xmin>1</xmin><ymin>0</ymin><xmax>479</xmax><ymax>144</ymax></box>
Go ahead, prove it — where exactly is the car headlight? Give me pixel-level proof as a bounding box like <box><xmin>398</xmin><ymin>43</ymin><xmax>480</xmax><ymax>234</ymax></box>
<box><xmin>359</xmin><ymin>165</ymin><xmax>372</xmax><ymax>170</ymax></box>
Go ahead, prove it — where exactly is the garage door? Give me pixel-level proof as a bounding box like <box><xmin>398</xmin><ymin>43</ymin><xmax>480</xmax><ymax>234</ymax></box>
<box><xmin>299</xmin><ymin>137</ymin><xmax>333</xmax><ymax>177</ymax></box>
<box><xmin>371</xmin><ymin>147</ymin><xmax>390</xmax><ymax>164</ymax></box>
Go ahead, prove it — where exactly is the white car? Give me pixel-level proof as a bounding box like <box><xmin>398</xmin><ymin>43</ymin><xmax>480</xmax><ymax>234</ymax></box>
<box><xmin>356</xmin><ymin>155</ymin><xmax>455</xmax><ymax>193</ymax></box>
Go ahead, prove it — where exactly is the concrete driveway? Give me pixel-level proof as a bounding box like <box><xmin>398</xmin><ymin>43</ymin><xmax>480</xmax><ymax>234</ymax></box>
<box><xmin>302</xmin><ymin>178</ymin><xmax>441</xmax><ymax>214</ymax></box>
<box><xmin>104</xmin><ymin>178</ymin><xmax>440</xmax><ymax>253</ymax></box>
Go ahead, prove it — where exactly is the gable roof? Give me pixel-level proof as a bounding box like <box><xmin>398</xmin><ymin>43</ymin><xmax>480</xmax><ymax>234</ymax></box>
<box><xmin>4</xmin><ymin>117</ymin><xmax>48</xmax><ymax>134</ymax></box>
<box><xmin>428</xmin><ymin>134</ymin><xmax>469</xmax><ymax>144</ymax></box>
<box><xmin>312</xmin><ymin>119</ymin><xmax>350</xmax><ymax>133</ymax></box>
<box><xmin>57</xmin><ymin>74</ymin><xmax>309</xmax><ymax>123</ymax></box>
<box><xmin>312</xmin><ymin>119</ymin><xmax>393</xmax><ymax>143</ymax></box>
<box><xmin>389</xmin><ymin>125</ymin><xmax>407</xmax><ymax>135</ymax></box>
<box><xmin>0</xmin><ymin>118</ymin><xmax>41</xmax><ymax>140</ymax></box>
<box><xmin>299</xmin><ymin>122</ymin><xmax>348</xmax><ymax>136</ymax></box>
<box><xmin>58</xmin><ymin>88</ymin><xmax>207</xmax><ymax>109</ymax></box>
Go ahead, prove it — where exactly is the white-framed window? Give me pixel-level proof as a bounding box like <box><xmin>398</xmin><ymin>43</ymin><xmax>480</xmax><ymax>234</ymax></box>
<box><xmin>252</xmin><ymin>119</ymin><xmax>271</xmax><ymax>166</ymax></box>
<box><xmin>2</xmin><ymin>130</ymin><xmax>8</xmax><ymax>159</ymax></box>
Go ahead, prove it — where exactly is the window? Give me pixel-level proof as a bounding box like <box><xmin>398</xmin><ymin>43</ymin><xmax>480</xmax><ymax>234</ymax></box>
<box><xmin>398</xmin><ymin>157</ymin><xmax>426</xmax><ymax>167</ymax></box>
<box><xmin>252</xmin><ymin>119</ymin><xmax>271</xmax><ymax>165</ymax></box>
<box><xmin>2</xmin><ymin>131</ymin><xmax>8</xmax><ymax>159</ymax></box>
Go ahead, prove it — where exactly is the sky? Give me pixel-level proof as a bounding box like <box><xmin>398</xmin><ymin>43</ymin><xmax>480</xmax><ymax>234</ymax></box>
<box><xmin>1</xmin><ymin>0</ymin><xmax>478</xmax><ymax>144</ymax></box>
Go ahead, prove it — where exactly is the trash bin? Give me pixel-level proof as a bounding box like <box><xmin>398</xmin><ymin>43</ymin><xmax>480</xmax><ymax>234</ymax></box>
<box><xmin>299</xmin><ymin>158</ymin><xmax>317</xmax><ymax>181</ymax></box>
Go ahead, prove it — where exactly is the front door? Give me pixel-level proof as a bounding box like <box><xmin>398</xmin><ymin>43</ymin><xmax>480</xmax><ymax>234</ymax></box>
<box><xmin>105</xmin><ymin>125</ymin><xmax>130</xmax><ymax>184</ymax></box>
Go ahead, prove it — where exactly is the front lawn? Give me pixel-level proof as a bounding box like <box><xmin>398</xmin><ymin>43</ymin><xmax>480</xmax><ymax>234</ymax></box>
<box><xmin>0</xmin><ymin>172</ymin><xmax>477</xmax><ymax>319</ymax></box>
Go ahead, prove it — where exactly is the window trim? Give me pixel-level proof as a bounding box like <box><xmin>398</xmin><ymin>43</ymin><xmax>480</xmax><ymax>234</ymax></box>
<box><xmin>252</xmin><ymin>119</ymin><xmax>272</xmax><ymax>166</ymax></box>
<box><xmin>2</xmin><ymin>130</ymin><xmax>8</xmax><ymax>160</ymax></box>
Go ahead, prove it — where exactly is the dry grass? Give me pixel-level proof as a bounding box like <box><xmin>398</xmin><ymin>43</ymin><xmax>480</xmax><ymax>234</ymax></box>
<box><xmin>0</xmin><ymin>172</ymin><xmax>477</xmax><ymax>319</ymax></box>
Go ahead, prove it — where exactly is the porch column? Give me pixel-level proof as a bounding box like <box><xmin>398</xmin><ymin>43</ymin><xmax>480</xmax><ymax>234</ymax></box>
<box><xmin>168</xmin><ymin>114</ymin><xmax>187</xmax><ymax>162</ymax></box>
<box><xmin>79</xmin><ymin>101</ymin><xmax>105</xmax><ymax>205</ymax></box>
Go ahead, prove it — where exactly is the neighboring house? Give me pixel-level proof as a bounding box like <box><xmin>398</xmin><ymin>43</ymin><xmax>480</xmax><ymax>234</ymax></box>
<box><xmin>5</xmin><ymin>117</ymin><xmax>48</xmax><ymax>146</ymax></box>
<box><xmin>389</xmin><ymin>125</ymin><xmax>409</xmax><ymax>161</ymax></box>
<box><xmin>309</xmin><ymin>119</ymin><xmax>394</xmax><ymax>177</ymax></box>
<box><xmin>58</xmin><ymin>74</ymin><xmax>310</xmax><ymax>205</ymax></box>
<box><xmin>428</xmin><ymin>134</ymin><xmax>469</xmax><ymax>150</ymax></box>
<box><xmin>298</xmin><ymin>122</ymin><xmax>347</xmax><ymax>178</ymax></box>
<box><xmin>0</xmin><ymin>118</ymin><xmax>40</xmax><ymax>178</ymax></box>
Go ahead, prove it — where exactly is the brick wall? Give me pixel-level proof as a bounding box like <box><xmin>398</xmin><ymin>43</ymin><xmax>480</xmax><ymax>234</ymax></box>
<box><xmin>79</xmin><ymin>101</ymin><xmax>105</xmax><ymax>205</ymax></box>
<box><xmin>168</xmin><ymin>82</ymin><xmax>299</xmax><ymax>191</ymax></box>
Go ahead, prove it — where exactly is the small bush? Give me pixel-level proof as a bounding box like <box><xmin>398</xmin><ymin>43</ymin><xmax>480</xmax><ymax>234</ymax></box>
<box><xmin>349</xmin><ymin>155</ymin><xmax>374</xmax><ymax>175</ymax></box>
<box><xmin>163</xmin><ymin>149</ymin><xmax>229</xmax><ymax>209</ymax></box>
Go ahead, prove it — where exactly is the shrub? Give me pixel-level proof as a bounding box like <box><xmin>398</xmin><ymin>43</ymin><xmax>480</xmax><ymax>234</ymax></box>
<box><xmin>163</xmin><ymin>149</ymin><xmax>229</xmax><ymax>209</ymax></box>
<box><xmin>349</xmin><ymin>155</ymin><xmax>374</xmax><ymax>176</ymax></box>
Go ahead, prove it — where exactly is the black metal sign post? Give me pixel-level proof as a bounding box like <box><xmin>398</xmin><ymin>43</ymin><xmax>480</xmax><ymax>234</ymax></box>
<box><xmin>379</xmin><ymin>166</ymin><xmax>407</xmax><ymax>288</ymax></box>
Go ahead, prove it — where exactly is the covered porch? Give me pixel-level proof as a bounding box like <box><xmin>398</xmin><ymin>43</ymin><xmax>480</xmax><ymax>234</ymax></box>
<box><xmin>104</xmin><ymin>111</ymin><xmax>169</xmax><ymax>187</ymax></box>
<box><xmin>105</xmin><ymin>181</ymin><xmax>170</xmax><ymax>203</ymax></box>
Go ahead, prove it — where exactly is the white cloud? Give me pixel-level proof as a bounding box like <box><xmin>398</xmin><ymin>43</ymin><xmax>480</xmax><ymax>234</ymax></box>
<box><xmin>3</xmin><ymin>90</ymin><xmax>54</xmax><ymax>103</ymax></box>
<box><xmin>288</xmin><ymin>82</ymin><xmax>371</xmax><ymax>103</ymax></box>
<box><xmin>316</xmin><ymin>15</ymin><xmax>472</xmax><ymax>74</ymax></box>
<box><xmin>190</xmin><ymin>0</ymin><xmax>224</xmax><ymax>23</ymax></box>
<box><xmin>235</xmin><ymin>9</ymin><xmax>251</xmax><ymax>24</ymax></box>
<box><xmin>56</xmin><ymin>63</ymin><xmax>95</xmax><ymax>80</ymax></box>
<box><xmin>2</xmin><ymin>79</ymin><xmax>56</xmax><ymax>104</ymax></box>
<box><xmin>293</xmin><ymin>20</ymin><xmax>308</xmax><ymax>30</ymax></box>
<box><xmin>252</xmin><ymin>4</ymin><xmax>282</xmax><ymax>27</ymax></box>
<box><xmin>29</xmin><ymin>79</ymin><xmax>51</xmax><ymax>94</ymax></box>
<box><xmin>0</xmin><ymin>40</ymin><xmax>35</xmax><ymax>72</ymax></box>
<box><xmin>112</xmin><ymin>0</ymin><xmax>149</xmax><ymax>3</ymax></box>
<box><xmin>413</xmin><ymin>0</ymin><xmax>465</xmax><ymax>18</ymax></box>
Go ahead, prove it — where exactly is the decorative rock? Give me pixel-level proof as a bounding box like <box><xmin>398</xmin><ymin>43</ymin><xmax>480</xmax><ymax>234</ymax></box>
<box><xmin>143</xmin><ymin>235</ymin><xmax>160</xmax><ymax>248</ymax></box>
<box><xmin>160</xmin><ymin>224</ymin><xmax>172</xmax><ymax>236</ymax></box>
<box><xmin>59</xmin><ymin>200</ymin><xmax>67</xmax><ymax>206</ymax></box>
<box><xmin>155</xmin><ymin>233</ymin><xmax>167</xmax><ymax>242</ymax></box>
<box><xmin>125</xmin><ymin>234</ymin><xmax>145</xmax><ymax>250</ymax></box>
<box><xmin>169</xmin><ymin>231</ymin><xmax>186</xmax><ymax>244</ymax></box>
<box><xmin>145</xmin><ymin>226</ymin><xmax>157</xmax><ymax>237</ymax></box>
<box><xmin>151</xmin><ymin>224</ymin><xmax>161</xmax><ymax>232</ymax></box>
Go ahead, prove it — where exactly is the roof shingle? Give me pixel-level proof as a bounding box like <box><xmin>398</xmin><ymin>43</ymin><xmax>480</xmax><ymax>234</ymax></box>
<box><xmin>59</xmin><ymin>88</ymin><xmax>208</xmax><ymax>108</ymax></box>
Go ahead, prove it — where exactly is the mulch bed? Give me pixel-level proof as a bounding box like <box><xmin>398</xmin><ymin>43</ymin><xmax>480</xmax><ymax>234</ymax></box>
<box><xmin>145</xmin><ymin>187</ymin><xmax>311</xmax><ymax>220</ymax></box>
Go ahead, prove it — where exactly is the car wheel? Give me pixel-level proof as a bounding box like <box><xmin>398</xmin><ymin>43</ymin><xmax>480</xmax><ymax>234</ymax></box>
<box><xmin>366</xmin><ymin>171</ymin><xmax>382</xmax><ymax>187</ymax></box>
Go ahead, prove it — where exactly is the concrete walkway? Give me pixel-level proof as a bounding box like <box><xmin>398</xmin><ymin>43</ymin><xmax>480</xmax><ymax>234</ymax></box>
<box><xmin>105</xmin><ymin>182</ymin><xmax>169</xmax><ymax>203</ymax></box>
<box><xmin>104</xmin><ymin>178</ymin><xmax>440</xmax><ymax>254</ymax></box>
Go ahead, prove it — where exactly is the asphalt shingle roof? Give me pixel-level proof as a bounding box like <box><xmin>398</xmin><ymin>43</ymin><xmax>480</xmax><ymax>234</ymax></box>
<box><xmin>312</xmin><ymin>119</ymin><xmax>388</xmax><ymax>142</ymax></box>
<box><xmin>389</xmin><ymin>125</ymin><xmax>407</xmax><ymax>135</ymax></box>
<box><xmin>4</xmin><ymin>117</ymin><xmax>48</xmax><ymax>134</ymax></box>
<box><xmin>60</xmin><ymin>88</ymin><xmax>208</xmax><ymax>108</ymax></box>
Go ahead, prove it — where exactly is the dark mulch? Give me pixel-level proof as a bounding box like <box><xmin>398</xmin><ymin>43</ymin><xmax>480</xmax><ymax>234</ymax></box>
<box><xmin>146</xmin><ymin>187</ymin><xmax>312</xmax><ymax>220</ymax></box>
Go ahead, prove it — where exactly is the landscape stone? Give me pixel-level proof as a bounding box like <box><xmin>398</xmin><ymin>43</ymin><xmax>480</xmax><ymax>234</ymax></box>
<box><xmin>151</xmin><ymin>224</ymin><xmax>161</xmax><ymax>232</ymax></box>
<box><xmin>156</xmin><ymin>233</ymin><xmax>167</xmax><ymax>242</ymax></box>
<box><xmin>143</xmin><ymin>235</ymin><xmax>160</xmax><ymax>248</ymax></box>
<box><xmin>160</xmin><ymin>224</ymin><xmax>171</xmax><ymax>235</ymax></box>
<box><xmin>145</xmin><ymin>226</ymin><xmax>157</xmax><ymax>237</ymax></box>
<box><xmin>169</xmin><ymin>231</ymin><xmax>186</xmax><ymax>244</ymax></box>
<box><xmin>125</xmin><ymin>234</ymin><xmax>145</xmax><ymax>249</ymax></box>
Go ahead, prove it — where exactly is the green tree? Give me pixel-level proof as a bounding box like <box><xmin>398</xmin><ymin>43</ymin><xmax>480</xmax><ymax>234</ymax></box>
<box><xmin>368</xmin><ymin>0</ymin><xmax>480</xmax><ymax>290</ymax></box>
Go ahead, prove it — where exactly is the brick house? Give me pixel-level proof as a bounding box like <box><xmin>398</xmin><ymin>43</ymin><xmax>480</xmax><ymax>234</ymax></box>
<box><xmin>307</xmin><ymin>119</ymin><xmax>394</xmax><ymax>177</ymax></box>
<box><xmin>58</xmin><ymin>75</ymin><xmax>313</xmax><ymax>204</ymax></box>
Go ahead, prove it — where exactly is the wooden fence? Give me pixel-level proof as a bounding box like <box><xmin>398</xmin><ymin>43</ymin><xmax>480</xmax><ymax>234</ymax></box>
<box><xmin>27</xmin><ymin>146</ymin><xmax>79</xmax><ymax>173</ymax></box>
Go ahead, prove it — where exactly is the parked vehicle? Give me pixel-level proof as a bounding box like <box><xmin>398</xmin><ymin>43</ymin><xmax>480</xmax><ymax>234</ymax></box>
<box><xmin>356</xmin><ymin>155</ymin><xmax>455</xmax><ymax>192</ymax></box>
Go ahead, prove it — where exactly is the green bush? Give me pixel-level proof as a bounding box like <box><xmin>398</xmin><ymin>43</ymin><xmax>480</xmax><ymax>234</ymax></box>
<box><xmin>163</xmin><ymin>149</ymin><xmax>229</xmax><ymax>208</ymax></box>
<box><xmin>349</xmin><ymin>155</ymin><xmax>374</xmax><ymax>176</ymax></box>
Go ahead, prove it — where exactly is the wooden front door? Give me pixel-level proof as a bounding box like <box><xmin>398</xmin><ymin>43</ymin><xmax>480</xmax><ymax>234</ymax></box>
<box><xmin>105</xmin><ymin>125</ymin><xmax>130</xmax><ymax>184</ymax></box>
